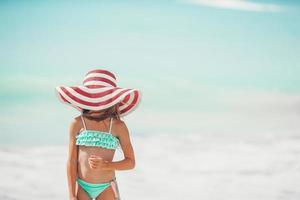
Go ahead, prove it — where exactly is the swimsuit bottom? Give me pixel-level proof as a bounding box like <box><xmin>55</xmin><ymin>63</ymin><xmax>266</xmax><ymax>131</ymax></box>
<box><xmin>77</xmin><ymin>177</ymin><xmax>121</xmax><ymax>200</ymax></box>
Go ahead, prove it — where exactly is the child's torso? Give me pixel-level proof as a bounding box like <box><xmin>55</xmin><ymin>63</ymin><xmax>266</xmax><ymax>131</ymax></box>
<box><xmin>76</xmin><ymin>116</ymin><xmax>119</xmax><ymax>183</ymax></box>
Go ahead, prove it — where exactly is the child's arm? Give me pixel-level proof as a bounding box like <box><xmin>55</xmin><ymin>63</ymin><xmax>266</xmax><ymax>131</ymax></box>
<box><xmin>108</xmin><ymin>120</ymin><xmax>136</xmax><ymax>170</ymax></box>
<box><xmin>67</xmin><ymin>119</ymin><xmax>80</xmax><ymax>200</ymax></box>
<box><xmin>89</xmin><ymin>120</ymin><xmax>136</xmax><ymax>170</ymax></box>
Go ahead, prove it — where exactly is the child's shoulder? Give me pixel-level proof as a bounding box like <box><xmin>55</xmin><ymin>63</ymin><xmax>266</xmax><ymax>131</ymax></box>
<box><xmin>69</xmin><ymin>115</ymin><xmax>83</xmax><ymax>128</ymax></box>
<box><xmin>73</xmin><ymin>115</ymin><xmax>82</xmax><ymax>122</ymax></box>
<box><xmin>68</xmin><ymin>115</ymin><xmax>83</xmax><ymax>137</ymax></box>
<box><xmin>70</xmin><ymin>116</ymin><xmax>125</xmax><ymax>125</ymax></box>
<box><xmin>72</xmin><ymin>115</ymin><xmax>82</xmax><ymax>122</ymax></box>
<box><xmin>113</xmin><ymin>118</ymin><xmax>126</xmax><ymax>127</ymax></box>
<box><xmin>114</xmin><ymin>117</ymin><xmax>124</xmax><ymax>123</ymax></box>
<box><xmin>113</xmin><ymin>118</ymin><xmax>129</xmax><ymax>134</ymax></box>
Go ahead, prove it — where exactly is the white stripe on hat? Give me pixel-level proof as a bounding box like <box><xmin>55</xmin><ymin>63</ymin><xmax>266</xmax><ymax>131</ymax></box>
<box><xmin>83</xmin><ymin>80</ymin><xmax>114</xmax><ymax>87</ymax></box>
<box><xmin>84</xmin><ymin>72</ymin><xmax>117</xmax><ymax>83</ymax></box>
<box><xmin>119</xmin><ymin>91</ymin><xmax>135</xmax><ymax>109</ymax></box>
<box><xmin>78</xmin><ymin>86</ymin><xmax>115</xmax><ymax>93</ymax></box>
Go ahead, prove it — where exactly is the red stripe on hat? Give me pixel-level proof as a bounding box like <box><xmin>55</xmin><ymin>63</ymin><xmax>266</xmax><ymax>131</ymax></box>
<box><xmin>72</xmin><ymin>87</ymin><xmax>120</xmax><ymax>98</ymax></box>
<box><xmin>120</xmin><ymin>91</ymin><xmax>139</xmax><ymax>114</ymax></box>
<box><xmin>119</xmin><ymin>93</ymin><xmax>130</xmax><ymax>106</ymax></box>
<box><xmin>122</xmin><ymin>94</ymin><xmax>130</xmax><ymax>102</ymax></box>
<box><xmin>86</xmin><ymin>69</ymin><xmax>116</xmax><ymax>80</ymax></box>
<box><xmin>60</xmin><ymin>93</ymin><xmax>71</xmax><ymax>103</ymax></box>
<box><xmin>85</xmin><ymin>85</ymin><xmax>106</xmax><ymax>89</ymax></box>
<box><xmin>61</xmin><ymin>87</ymin><xmax>131</xmax><ymax>107</ymax></box>
<box><xmin>83</xmin><ymin>77</ymin><xmax>117</xmax><ymax>87</ymax></box>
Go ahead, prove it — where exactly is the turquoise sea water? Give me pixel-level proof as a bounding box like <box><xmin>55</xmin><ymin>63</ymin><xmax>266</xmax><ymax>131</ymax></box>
<box><xmin>0</xmin><ymin>0</ymin><xmax>300</xmax><ymax>145</ymax></box>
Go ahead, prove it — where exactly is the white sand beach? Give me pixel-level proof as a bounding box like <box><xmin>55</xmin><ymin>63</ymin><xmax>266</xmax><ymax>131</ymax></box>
<box><xmin>1</xmin><ymin>133</ymin><xmax>299</xmax><ymax>200</ymax></box>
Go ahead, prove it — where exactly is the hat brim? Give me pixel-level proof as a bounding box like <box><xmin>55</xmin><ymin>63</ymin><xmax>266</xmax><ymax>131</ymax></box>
<box><xmin>55</xmin><ymin>85</ymin><xmax>142</xmax><ymax>117</ymax></box>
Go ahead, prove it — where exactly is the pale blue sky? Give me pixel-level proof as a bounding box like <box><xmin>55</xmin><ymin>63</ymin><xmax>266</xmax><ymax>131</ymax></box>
<box><xmin>0</xmin><ymin>0</ymin><xmax>299</xmax><ymax>144</ymax></box>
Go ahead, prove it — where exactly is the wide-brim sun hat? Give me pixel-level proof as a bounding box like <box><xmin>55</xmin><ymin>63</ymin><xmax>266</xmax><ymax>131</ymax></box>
<box><xmin>55</xmin><ymin>69</ymin><xmax>142</xmax><ymax>117</ymax></box>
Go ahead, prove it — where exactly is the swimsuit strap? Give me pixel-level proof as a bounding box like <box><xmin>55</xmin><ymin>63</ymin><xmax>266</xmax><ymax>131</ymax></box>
<box><xmin>110</xmin><ymin>177</ymin><xmax>121</xmax><ymax>200</ymax></box>
<box><xmin>81</xmin><ymin>115</ymin><xmax>87</xmax><ymax>130</ymax></box>
<box><xmin>109</xmin><ymin>117</ymin><xmax>113</xmax><ymax>134</ymax></box>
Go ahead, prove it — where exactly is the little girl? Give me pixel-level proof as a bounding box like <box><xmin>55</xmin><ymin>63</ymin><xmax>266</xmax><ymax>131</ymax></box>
<box><xmin>55</xmin><ymin>69</ymin><xmax>142</xmax><ymax>200</ymax></box>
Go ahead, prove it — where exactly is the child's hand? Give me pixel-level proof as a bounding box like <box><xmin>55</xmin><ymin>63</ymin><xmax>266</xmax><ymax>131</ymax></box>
<box><xmin>88</xmin><ymin>155</ymin><xmax>109</xmax><ymax>170</ymax></box>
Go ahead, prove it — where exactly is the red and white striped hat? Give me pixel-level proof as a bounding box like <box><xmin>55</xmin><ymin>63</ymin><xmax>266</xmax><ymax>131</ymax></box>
<box><xmin>55</xmin><ymin>69</ymin><xmax>142</xmax><ymax>117</ymax></box>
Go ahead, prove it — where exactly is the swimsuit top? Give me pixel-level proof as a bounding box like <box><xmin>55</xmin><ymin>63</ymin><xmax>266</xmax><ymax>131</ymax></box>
<box><xmin>76</xmin><ymin>115</ymin><xmax>120</xmax><ymax>150</ymax></box>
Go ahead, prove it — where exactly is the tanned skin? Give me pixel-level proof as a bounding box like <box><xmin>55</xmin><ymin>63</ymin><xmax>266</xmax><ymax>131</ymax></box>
<box><xmin>67</xmin><ymin>112</ymin><xmax>136</xmax><ymax>200</ymax></box>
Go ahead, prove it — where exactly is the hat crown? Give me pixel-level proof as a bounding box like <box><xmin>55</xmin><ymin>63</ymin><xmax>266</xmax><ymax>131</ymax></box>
<box><xmin>83</xmin><ymin>69</ymin><xmax>117</xmax><ymax>88</ymax></box>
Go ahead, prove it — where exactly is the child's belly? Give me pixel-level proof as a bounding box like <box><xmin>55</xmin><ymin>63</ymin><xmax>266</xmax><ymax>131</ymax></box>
<box><xmin>77</xmin><ymin>146</ymin><xmax>116</xmax><ymax>183</ymax></box>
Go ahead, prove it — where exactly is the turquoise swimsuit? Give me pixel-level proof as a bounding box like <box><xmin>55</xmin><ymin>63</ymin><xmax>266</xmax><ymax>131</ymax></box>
<box><xmin>76</xmin><ymin>116</ymin><xmax>121</xmax><ymax>200</ymax></box>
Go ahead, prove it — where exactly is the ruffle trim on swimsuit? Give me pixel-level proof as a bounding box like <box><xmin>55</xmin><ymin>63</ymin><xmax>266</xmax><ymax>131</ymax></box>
<box><xmin>76</xmin><ymin>130</ymin><xmax>120</xmax><ymax>150</ymax></box>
